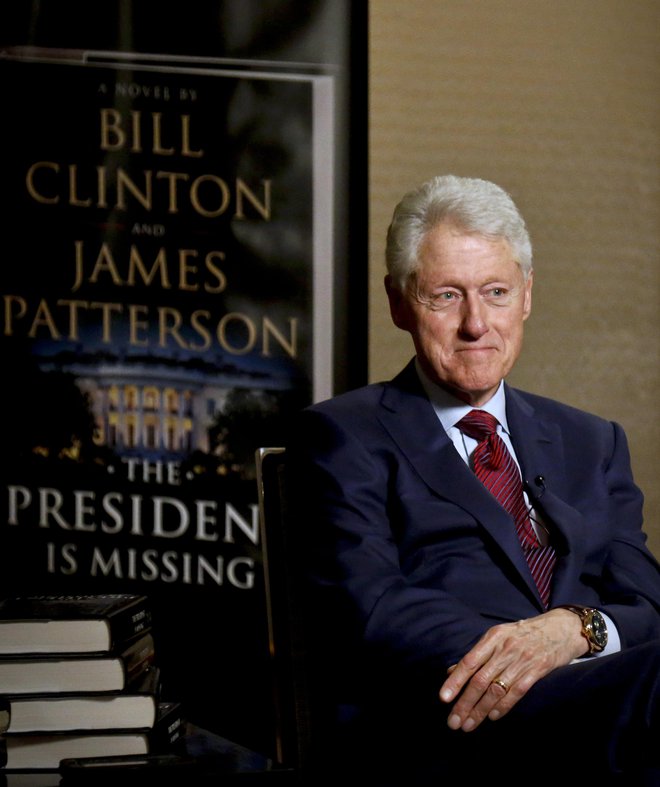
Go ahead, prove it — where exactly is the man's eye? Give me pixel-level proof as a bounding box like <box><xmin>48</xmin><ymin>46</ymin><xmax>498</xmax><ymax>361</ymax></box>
<box><xmin>485</xmin><ymin>287</ymin><xmax>513</xmax><ymax>300</ymax></box>
<box><xmin>483</xmin><ymin>287</ymin><xmax>518</xmax><ymax>306</ymax></box>
<box><xmin>412</xmin><ymin>290</ymin><xmax>461</xmax><ymax>311</ymax></box>
<box><xmin>424</xmin><ymin>292</ymin><xmax>461</xmax><ymax>309</ymax></box>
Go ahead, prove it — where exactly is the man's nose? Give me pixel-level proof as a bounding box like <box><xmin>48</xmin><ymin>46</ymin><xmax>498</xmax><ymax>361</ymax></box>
<box><xmin>459</xmin><ymin>293</ymin><xmax>488</xmax><ymax>338</ymax></box>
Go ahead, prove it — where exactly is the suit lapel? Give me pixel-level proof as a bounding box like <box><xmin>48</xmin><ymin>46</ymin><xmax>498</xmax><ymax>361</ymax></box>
<box><xmin>378</xmin><ymin>364</ymin><xmax>545</xmax><ymax>604</ymax></box>
<box><xmin>505</xmin><ymin>386</ymin><xmax>591</xmax><ymax>602</ymax></box>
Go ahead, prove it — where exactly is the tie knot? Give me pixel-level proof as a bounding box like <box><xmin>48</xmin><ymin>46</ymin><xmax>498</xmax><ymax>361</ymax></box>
<box><xmin>457</xmin><ymin>409</ymin><xmax>499</xmax><ymax>442</ymax></box>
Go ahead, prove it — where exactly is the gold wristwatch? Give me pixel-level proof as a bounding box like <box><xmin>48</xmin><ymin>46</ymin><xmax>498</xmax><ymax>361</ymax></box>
<box><xmin>559</xmin><ymin>605</ymin><xmax>608</xmax><ymax>655</ymax></box>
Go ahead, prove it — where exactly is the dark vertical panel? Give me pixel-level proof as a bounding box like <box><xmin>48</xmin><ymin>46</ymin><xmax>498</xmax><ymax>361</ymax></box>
<box><xmin>0</xmin><ymin>0</ymin><xmax>366</xmax><ymax>759</ymax></box>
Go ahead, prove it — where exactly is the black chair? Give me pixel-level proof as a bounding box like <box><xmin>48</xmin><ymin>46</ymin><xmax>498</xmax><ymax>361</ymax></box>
<box><xmin>255</xmin><ymin>447</ymin><xmax>313</xmax><ymax>784</ymax></box>
<box><xmin>256</xmin><ymin>449</ymin><xmax>467</xmax><ymax>786</ymax></box>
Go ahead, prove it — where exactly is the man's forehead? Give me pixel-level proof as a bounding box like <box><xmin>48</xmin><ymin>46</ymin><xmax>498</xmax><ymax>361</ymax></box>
<box><xmin>421</xmin><ymin>222</ymin><xmax>512</xmax><ymax>252</ymax></box>
<box><xmin>416</xmin><ymin>236</ymin><xmax>522</xmax><ymax>281</ymax></box>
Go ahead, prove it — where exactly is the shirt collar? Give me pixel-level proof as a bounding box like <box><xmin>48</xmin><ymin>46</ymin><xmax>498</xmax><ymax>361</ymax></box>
<box><xmin>414</xmin><ymin>358</ymin><xmax>510</xmax><ymax>435</ymax></box>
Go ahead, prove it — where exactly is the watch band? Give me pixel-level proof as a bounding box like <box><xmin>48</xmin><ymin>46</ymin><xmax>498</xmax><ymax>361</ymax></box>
<box><xmin>558</xmin><ymin>605</ymin><xmax>608</xmax><ymax>655</ymax></box>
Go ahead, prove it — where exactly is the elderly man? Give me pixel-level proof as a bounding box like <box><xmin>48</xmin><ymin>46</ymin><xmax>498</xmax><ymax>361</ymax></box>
<box><xmin>287</xmin><ymin>176</ymin><xmax>660</xmax><ymax>785</ymax></box>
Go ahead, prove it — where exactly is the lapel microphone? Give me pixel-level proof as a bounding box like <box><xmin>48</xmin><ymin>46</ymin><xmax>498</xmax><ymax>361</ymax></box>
<box><xmin>524</xmin><ymin>475</ymin><xmax>546</xmax><ymax>499</ymax></box>
<box><xmin>525</xmin><ymin>475</ymin><xmax>551</xmax><ymax>539</ymax></box>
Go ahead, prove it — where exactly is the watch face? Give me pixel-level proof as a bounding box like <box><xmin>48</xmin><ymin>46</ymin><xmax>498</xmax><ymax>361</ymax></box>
<box><xmin>588</xmin><ymin>611</ymin><xmax>608</xmax><ymax>648</ymax></box>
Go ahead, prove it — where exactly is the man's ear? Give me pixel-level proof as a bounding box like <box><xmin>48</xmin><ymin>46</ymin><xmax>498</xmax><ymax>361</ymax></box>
<box><xmin>385</xmin><ymin>274</ymin><xmax>410</xmax><ymax>331</ymax></box>
<box><xmin>522</xmin><ymin>270</ymin><xmax>533</xmax><ymax>321</ymax></box>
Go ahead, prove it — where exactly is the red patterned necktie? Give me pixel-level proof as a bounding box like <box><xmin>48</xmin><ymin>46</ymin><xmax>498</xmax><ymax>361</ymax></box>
<box><xmin>457</xmin><ymin>409</ymin><xmax>556</xmax><ymax>607</ymax></box>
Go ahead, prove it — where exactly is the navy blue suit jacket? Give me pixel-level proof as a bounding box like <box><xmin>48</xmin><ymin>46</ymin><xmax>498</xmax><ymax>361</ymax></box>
<box><xmin>288</xmin><ymin>360</ymin><xmax>660</xmax><ymax>696</ymax></box>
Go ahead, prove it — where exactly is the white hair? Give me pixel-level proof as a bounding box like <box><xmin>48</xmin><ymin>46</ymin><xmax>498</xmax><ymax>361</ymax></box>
<box><xmin>385</xmin><ymin>175</ymin><xmax>533</xmax><ymax>289</ymax></box>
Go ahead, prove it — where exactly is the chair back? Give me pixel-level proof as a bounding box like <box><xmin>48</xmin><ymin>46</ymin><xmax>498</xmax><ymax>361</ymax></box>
<box><xmin>256</xmin><ymin>447</ymin><xmax>312</xmax><ymax>779</ymax></box>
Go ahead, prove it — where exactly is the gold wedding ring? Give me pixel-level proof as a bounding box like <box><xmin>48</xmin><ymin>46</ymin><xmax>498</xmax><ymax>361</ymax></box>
<box><xmin>492</xmin><ymin>678</ymin><xmax>509</xmax><ymax>693</ymax></box>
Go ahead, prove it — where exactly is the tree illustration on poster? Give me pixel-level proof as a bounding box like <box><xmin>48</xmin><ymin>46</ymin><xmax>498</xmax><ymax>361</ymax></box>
<box><xmin>0</xmin><ymin>1</ymin><xmax>367</xmax><ymax>757</ymax></box>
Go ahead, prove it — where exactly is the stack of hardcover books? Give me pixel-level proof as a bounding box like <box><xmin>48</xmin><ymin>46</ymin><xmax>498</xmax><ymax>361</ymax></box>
<box><xmin>0</xmin><ymin>594</ymin><xmax>184</xmax><ymax>771</ymax></box>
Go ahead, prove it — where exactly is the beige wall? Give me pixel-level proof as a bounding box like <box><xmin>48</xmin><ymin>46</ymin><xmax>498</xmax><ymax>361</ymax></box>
<box><xmin>368</xmin><ymin>0</ymin><xmax>660</xmax><ymax>555</ymax></box>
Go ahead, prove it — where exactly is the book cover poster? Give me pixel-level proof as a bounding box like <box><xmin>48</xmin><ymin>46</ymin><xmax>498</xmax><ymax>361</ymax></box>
<box><xmin>0</xmin><ymin>50</ymin><xmax>335</xmax><ymax>754</ymax></box>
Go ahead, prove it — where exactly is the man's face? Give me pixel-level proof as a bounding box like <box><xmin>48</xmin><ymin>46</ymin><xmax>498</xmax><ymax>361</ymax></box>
<box><xmin>386</xmin><ymin>221</ymin><xmax>533</xmax><ymax>406</ymax></box>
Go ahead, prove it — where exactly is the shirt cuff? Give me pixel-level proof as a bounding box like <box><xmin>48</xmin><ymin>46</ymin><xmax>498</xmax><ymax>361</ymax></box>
<box><xmin>595</xmin><ymin>611</ymin><xmax>620</xmax><ymax>657</ymax></box>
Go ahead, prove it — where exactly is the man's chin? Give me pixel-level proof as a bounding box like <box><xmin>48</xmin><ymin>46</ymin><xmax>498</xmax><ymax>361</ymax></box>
<box><xmin>430</xmin><ymin>376</ymin><xmax>500</xmax><ymax>406</ymax></box>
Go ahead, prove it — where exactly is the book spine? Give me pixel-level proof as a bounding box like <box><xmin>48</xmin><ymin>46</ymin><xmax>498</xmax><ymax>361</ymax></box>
<box><xmin>0</xmin><ymin>697</ymin><xmax>9</xmax><ymax>735</ymax></box>
<box><xmin>122</xmin><ymin>635</ymin><xmax>156</xmax><ymax>688</ymax></box>
<box><xmin>149</xmin><ymin>704</ymin><xmax>185</xmax><ymax>751</ymax></box>
<box><xmin>107</xmin><ymin>597</ymin><xmax>153</xmax><ymax>649</ymax></box>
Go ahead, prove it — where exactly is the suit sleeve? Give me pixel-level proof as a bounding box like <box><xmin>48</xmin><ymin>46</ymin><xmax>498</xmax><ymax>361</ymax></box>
<box><xmin>286</xmin><ymin>405</ymin><xmax>493</xmax><ymax>690</ymax></box>
<box><xmin>595</xmin><ymin>421</ymin><xmax>660</xmax><ymax>645</ymax></box>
